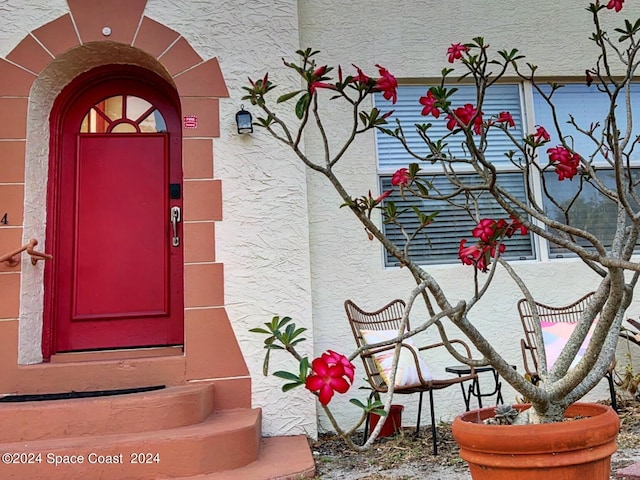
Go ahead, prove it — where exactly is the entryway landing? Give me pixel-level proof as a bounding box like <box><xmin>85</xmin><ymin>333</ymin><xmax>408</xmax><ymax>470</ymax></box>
<box><xmin>0</xmin><ymin>382</ymin><xmax>315</xmax><ymax>479</ymax></box>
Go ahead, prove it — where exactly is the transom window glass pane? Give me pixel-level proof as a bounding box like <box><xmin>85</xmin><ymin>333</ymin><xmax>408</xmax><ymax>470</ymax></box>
<box><xmin>80</xmin><ymin>95</ymin><xmax>167</xmax><ymax>133</ymax></box>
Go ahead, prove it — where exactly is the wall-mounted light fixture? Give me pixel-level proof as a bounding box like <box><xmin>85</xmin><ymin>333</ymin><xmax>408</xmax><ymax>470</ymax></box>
<box><xmin>235</xmin><ymin>105</ymin><xmax>253</xmax><ymax>134</ymax></box>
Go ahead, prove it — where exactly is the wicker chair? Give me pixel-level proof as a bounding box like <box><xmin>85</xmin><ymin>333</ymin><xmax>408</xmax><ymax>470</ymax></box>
<box><xmin>517</xmin><ymin>292</ymin><xmax>617</xmax><ymax>411</ymax></box>
<box><xmin>344</xmin><ymin>299</ymin><xmax>476</xmax><ymax>455</ymax></box>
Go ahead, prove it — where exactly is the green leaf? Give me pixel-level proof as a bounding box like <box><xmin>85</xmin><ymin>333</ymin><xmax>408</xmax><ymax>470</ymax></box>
<box><xmin>299</xmin><ymin>357</ymin><xmax>310</xmax><ymax>377</ymax></box>
<box><xmin>295</xmin><ymin>94</ymin><xmax>309</xmax><ymax>119</ymax></box>
<box><xmin>274</xmin><ymin>370</ymin><xmax>302</xmax><ymax>382</ymax></box>
<box><xmin>349</xmin><ymin>398</ymin><xmax>367</xmax><ymax>409</ymax></box>
<box><xmin>282</xmin><ymin>382</ymin><xmax>303</xmax><ymax>392</ymax></box>
<box><xmin>262</xmin><ymin>349</ymin><xmax>271</xmax><ymax>376</ymax></box>
<box><xmin>416</xmin><ymin>182</ymin><xmax>430</xmax><ymax>197</ymax></box>
<box><xmin>277</xmin><ymin>90</ymin><xmax>303</xmax><ymax>103</ymax></box>
<box><xmin>249</xmin><ymin>327</ymin><xmax>271</xmax><ymax>335</ymax></box>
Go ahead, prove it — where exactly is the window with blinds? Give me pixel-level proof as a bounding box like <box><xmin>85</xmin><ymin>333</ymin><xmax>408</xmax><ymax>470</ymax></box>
<box><xmin>533</xmin><ymin>83</ymin><xmax>640</xmax><ymax>257</ymax></box>
<box><xmin>374</xmin><ymin>84</ymin><xmax>532</xmax><ymax>267</ymax></box>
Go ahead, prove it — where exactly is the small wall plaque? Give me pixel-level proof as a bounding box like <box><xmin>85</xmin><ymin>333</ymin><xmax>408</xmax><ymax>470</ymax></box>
<box><xmin>183</xmin><ymin>115</ymin><xmax>198</xmax><ymax>129</ymax></box>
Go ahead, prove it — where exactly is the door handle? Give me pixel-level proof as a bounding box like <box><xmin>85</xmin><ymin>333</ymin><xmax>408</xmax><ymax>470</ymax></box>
<box><xmin>170</xmin><ymin>206</ymin><xmax>181</xmax><ymax>246</ymax></box>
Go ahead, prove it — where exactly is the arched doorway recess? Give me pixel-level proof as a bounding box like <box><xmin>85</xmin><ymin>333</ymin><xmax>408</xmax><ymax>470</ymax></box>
<box><xmin>44</xmin><ymin>65</ymin><xmax>185</xmax><ymax>357</ymax></box>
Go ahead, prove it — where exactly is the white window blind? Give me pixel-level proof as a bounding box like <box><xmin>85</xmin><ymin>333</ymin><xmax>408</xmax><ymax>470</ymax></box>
<box><xmin>374</xmin><ymin>84</ymin><xmax>532</xmax><ymax>267</ymax></box>
<box><xmin>375</xmin><ymin>84</ymin><xmax>524</xmax><ymax>172</ymax></box>
<box><xmin>380</xmin><ymin>173</ymin><xmax>534</xmax><ymax>266</ymax></box>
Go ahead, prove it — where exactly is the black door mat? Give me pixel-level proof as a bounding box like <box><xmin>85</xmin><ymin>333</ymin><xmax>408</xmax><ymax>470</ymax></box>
<box><xmin>0</xmin><ymin>385</ymin><xmax>165</xmax><ymax>402</ymax></box>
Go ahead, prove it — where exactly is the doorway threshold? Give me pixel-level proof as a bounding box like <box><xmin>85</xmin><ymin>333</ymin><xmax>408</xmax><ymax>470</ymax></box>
<box><xmin>50</xmin><ymin>345</ymin><xmax>184</xmax><ymax>363</ymax></box>
<box><xmin>0</xmin><ymin>385</ymin><xmax>165</xmax><ymax>402</ymax></box>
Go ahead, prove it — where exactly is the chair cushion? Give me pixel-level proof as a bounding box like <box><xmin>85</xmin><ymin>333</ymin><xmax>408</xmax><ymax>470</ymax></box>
<box><xmin>360</xmin><ymin>329</ymin><xmax>432</xmax><ymax>387</ymax></box>
<box><xmin>541</xmin><ymin>320</ymin><xmax>597</xmax><ymax>369</ymax></box>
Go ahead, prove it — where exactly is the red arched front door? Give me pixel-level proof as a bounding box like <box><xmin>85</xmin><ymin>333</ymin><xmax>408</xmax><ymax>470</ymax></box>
<box><xmin>44</xmin><ymin>67</ymin><xmax>184</xmax><ymax>357</ymax></box>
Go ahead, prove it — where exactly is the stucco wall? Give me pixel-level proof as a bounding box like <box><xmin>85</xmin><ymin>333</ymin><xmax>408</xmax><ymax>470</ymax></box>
<box><xmin>145</xmin><ymin>0</ymin><xmax>317</xmax><ymax>438</ymax></box>
<box><xmin>4</xmin><ymin>0</ymin><xmax>640</xmax><ymax>439</ymax></box>
<box><xmin>296</xmin><ymin>0</ymin><xmax>640</xmax><ymax>431</ymax></box>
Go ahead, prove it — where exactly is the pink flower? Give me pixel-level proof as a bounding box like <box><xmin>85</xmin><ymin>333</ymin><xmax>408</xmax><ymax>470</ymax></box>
<box><xmin>446</xmin><ymin>104</ymin><xmax>483</xmax><ymax>135</ymax></box>
<box><xmin>310</xmin><ymin>81</ymin><xmax>333</xmax><ymax>95</ymax></box>
<box><xmin>391</xmin><ymin>168</ymin><xmax>411</xmax><ymax>186</ymax></box>
<box><xmin>305</xmin><ymin>354</ymin><xmax>352</xmax><ymax>405</ymax></box>
<box><xmin>532</xmin><ymin>125</ymin><xmax>550</xmax><ymax>145</ymax></box>
<box><xmin>375</xmin><ymin>64</ymin><xmax>398</xmax><ymax>104</ymax></box>
<box><xmin>419</xmin><ymin>90</ymin><xmax>440</xmax><ymax>118</ymax></box>
<box><xmin>375</xmin><ymin>190</ymin><xmax>393</xmax><ymax>203</ymax></box>
<box><xmin>472</xmin><ymin>218</ymin><xmax>497</xmax><ymax>244</ymax></box>
<box><xmin>505</xmin><ymin>216</ymin><xmax>528</xmax><ymax>237</ymax></box>
<box><xmin>458</xmin><ymin>239</ymin><xmax>489</xmax><ymax>272</ymax></box>
<box><xmin>309</xmin><ymin>65</ymin><xmax>333</xmax><ymax>95</ymax></box>
<box><xmin>496</xmin><ymin>111</ymin><xmax>515</xmax><ymax>128</ymax></box>
<box><xmin>447</xmin><ymin>43</ymin><xmax>469</xmax><ymax>63</ymax></box>
<box><xmin>460</xmin><ymin>217</ymin><xmax>528</xmax><ymax>272</ymax></box>
<box><xmin>606</xmin><ymin>0</ymin><xmax>624</xmax><ymax>11</ymax></box>
<box><xmin>352</xmin><ymin>65</ymin><xmax>370</xmax><ymax>85</ymax></box>
<box><xmin>322</xmin><ymin>350</ymin><xmax>356</xmax><ymax>383</ymax></box>
<box><xmin>547</xmin><ymin>146</ymin><xmax>580</xmax><ymax>181</ymax></box>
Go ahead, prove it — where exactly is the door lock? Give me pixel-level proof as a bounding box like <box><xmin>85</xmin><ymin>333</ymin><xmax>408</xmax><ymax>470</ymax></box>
<box><xmin>170</xmin><ymin>206</ymin><xmax>181</xmax><ymax>246</ymax></box>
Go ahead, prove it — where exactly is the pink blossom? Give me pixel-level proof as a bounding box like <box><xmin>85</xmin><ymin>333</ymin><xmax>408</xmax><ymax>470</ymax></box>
<box><xmin>375</xmin><ymin>65</ymin><xmax>398</xmax><ymax>104</ymax></box>
<box><xmin>446</xmin><ymin>104</ymin><xmax>483</xmax><ymax>135</ymax></box>
<box><xmin>352</xmin><ymin>65</ymin><xmax>370</xmax><ymax>85</ymax></box>
<box><xmin>606</xmin><ymin>0</ymin><xmax>624</xmax><ymax>12</ymax></box>
<box><xmin>532</xmin><ymin>125</ymin><xmax>550</xmax><ymax>145</ymax></box>
<box><xmin>419</xmin><ymin>91</ymin><xmax>440</xmax><ymax>118</ymax></box>
<box><xmin>305</xmin><ymin>355</ymin><xmax>352</xmax><ymax>405</ymax></box>
<box><xmin>447</xmin><ymin>43</ymin><xmax>469</xmax><ymax>63</ymax></box>
<box><xmin>375</xmin><ymin>190</ymin><xmax>393</xmax><ymax>203</ymax></box>
<box><xmin>322</xmin><ymin>350</ymin><xmax>356</xmax><ymax>383</ymax></box>
<box><xmin>472</xmin><ymin>218</ymin><xmax>497</xmax><ymax>244</ymax></box>
<box><xmin>391</xmin><ymin>168</ymin><xmax>411</xmax><ymax>186</ymax></box>
<box><xmin>496</xmin><ymin>111</ymin><xmax>515</xmax><ymax>128</ymax></box>
<box><xmin>547</xmin><ymin>146</ymin><xmax>580</xmax><ymax>181</ymax></box>
<box><xmin>458</xmin><ymin>239</ymin><xmax>489</xmax><ymax>272</ymax></box>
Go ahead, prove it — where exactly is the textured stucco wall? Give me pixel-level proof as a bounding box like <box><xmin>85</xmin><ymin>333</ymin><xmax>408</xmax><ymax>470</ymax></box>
<box><xmin>2</xmin><ymin>0</ymin><xmax>316</xmax><ymax>438</ymax></box>
<box><xmin>144</xmin><ymin>0</ymin><xmax>317</xmax><ymax>438</ymax></box>
<box><xmin>5</xmin><ymin>0</ymin><xmax>640</xmax><ymax>438</ymax></box>
<box><xmin>296</xmin><ymin>0</ymin><xmax>640</xmax><ymax>431</ymax></box>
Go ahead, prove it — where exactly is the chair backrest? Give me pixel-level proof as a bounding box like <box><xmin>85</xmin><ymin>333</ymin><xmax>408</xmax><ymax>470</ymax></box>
<box><xmin>517</xmin><ymin>291</ymin><xmax>595</xmax><ymax>375</ymax></box>
<box><xmin>344</xmin><ymin>299</ymin><xmax>408</xmax><ymax>391</ymax></box>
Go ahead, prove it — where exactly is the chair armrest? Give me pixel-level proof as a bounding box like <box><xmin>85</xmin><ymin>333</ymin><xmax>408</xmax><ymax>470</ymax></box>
<box><xmin>417</xmin><ymin>338</ymin><xmax>475</xmax><ymax>377</ymax></box>
<box><xmin>520</xmin><ymin>338</ymin><xmax>537</xmax><ymax>379</ymax></box>
<box><xmin>627</xmin><ymin>317</ymin><xmax>640</xmax><ymax>332</ymax></box>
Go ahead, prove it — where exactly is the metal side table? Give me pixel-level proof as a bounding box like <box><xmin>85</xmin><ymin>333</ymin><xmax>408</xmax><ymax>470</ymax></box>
<box><xmin>445</xmin><ymin>365</ymin><xmax>516</xmax><ymax>411</ymax></box>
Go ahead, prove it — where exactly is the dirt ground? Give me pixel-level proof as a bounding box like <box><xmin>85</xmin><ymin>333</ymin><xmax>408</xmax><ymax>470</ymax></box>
<box><xmin>309</xmin><ymin>398</ymin><xmax>640</xmax><ymax>479</ymax></box>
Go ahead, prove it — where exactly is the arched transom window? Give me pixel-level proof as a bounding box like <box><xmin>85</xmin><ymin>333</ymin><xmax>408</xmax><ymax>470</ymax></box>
<box><xmin>80</xmin><ymin>94</ymin><xmax>167</xmax><ymax>133</ymax></box>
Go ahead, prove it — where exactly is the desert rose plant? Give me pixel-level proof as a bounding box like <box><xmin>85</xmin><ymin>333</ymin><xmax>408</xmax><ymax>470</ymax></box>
<box><xmin>247</xmin><ymin>0</ymin><xmax>640</xmax><ymax>438</ymax></box>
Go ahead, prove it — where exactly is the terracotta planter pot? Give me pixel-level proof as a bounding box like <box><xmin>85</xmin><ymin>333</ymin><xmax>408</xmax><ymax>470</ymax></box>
<box><xmin>451</xmin><ymin>402</ymin><xmax>619</xmax><ymax>480</ymax></box>
<box><xmin>369</xmin><ymin>404</ymin><xmax>404</xmax><ymax>438</ymax></box>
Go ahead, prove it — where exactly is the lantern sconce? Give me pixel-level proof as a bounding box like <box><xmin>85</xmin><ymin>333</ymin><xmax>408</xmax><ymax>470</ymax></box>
<box><xmin>235</xmin><ymin>105</ymin><xmax>253</xmax><ymax>134</ymax></box>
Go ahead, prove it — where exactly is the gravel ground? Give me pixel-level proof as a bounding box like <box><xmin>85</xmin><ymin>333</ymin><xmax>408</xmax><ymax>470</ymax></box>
<box><xmin>310</xmin><ymin>399</ymin><xmax>640</xmax><ymax>479</ymax></box>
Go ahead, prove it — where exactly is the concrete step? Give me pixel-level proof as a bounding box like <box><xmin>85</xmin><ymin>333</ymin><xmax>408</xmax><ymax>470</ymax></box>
<box><xmin>0</xmin><ymin>383</ymin><xmax>216</xmax><ymax>442</ymax></box>
<box><xmin>0</xmin><ymin>382</ymin><xmax>315</xmax><ymax>479</ymax></box>
<box><xmin>178</xmin><ymin>435</ymin><xmax>316</xmax><ymax>480</ymax></box>
<box><xmin>0</xmin><ymin>407</ymin><xmax>263</xmax><ymax>480</ymax></box>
